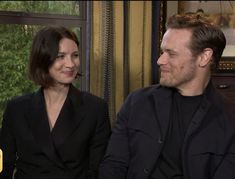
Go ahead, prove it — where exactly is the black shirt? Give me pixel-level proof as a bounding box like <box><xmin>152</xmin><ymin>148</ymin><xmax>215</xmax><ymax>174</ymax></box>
<box><xmin>150</xmin><ymin>90</ymin><xmax>202</xmax><ymax>179</ymax></box>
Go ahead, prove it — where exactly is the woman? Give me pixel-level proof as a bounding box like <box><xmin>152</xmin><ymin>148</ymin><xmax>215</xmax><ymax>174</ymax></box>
<box><xmin>0</xmin><ymin>26</ymin><xmax>111</xmax><ymax>179</ymax></box>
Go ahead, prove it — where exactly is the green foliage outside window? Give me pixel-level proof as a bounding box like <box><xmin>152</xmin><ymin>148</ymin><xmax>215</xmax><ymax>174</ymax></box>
<box><xmin>0</xmin><ymin>24</ymin><xmax>40</xmax><ymax>124</ymax></box>
<box><xmin>0</xmin><ymin>1</ymin><xmax>80</xmax><ymax>15</ymax></box>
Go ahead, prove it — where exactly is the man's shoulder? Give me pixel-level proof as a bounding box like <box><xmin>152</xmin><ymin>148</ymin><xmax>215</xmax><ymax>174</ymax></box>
<box><xmin>129</xmin><ymin>84</ymin><xmax>170</xmax><ymax>97</ymax></box>
<box><xmin>123</xmin><ymin>84</ymin><xmax>172</xmax><ymax>106</ymax></box>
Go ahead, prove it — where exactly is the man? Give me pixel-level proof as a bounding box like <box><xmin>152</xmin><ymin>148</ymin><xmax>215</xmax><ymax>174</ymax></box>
<box><xmin>99</xmin><ymin>13</ymin><xmax>235</xmax><ymax>179</ymax></box>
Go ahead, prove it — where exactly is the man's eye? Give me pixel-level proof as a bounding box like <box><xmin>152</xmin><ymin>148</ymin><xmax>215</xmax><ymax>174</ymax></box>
<box><xmin>168</xmin><ymin>53</ymin><xmax>176</xmax><ymax>57</ymax></box>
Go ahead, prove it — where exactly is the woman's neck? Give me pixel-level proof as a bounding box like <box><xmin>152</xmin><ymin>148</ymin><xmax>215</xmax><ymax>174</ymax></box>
<box><xmin>43</xmin><ymin>84</ymin><xmax>70</xmax><ymax>105</ymax></box>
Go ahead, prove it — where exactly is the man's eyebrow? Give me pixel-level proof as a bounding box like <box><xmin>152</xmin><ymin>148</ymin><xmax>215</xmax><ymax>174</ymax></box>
<box><xmin>161</xmin><ymin>48</ymin><xmax>176</xmax><ymax>53</ymax></box>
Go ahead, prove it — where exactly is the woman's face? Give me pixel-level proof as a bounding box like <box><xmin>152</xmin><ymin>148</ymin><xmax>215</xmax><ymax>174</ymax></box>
<box><xmin>49</xmin><ymin>38</ymin><xmax>80</xmax><ymax>86</ymax></box>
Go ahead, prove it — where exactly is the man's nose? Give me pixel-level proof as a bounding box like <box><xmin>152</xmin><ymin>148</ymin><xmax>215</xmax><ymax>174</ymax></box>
<box><xmin>157</xmin><ymin>53</ymin><xmax>168</xmax><ymax>65</ymax></box>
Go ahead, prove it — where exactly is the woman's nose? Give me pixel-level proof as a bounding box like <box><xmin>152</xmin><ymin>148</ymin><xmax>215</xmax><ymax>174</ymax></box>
<box><xmin>66</xmin><ymin>56</ymin><xmax>76</xmax><ymax>67</ymax></box>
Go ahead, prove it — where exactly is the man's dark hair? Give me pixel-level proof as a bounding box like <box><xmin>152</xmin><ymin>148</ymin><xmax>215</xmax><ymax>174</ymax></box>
<box><xmin>166</xmin><ymin>13</ymin><xmax>226</xmax><ymax>69</ymax></box>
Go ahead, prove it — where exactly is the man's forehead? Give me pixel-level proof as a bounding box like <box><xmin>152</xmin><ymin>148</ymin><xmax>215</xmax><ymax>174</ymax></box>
<box><xmin>162</xmin><ymin>29</ymin><xmax>191</xmax><ymax>46</ymax></box>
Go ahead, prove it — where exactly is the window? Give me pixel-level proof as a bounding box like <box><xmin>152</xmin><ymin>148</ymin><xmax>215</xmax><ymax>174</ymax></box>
<box><xmin>0</xmin><ymin>1</ymin><xmax>89</xmax><ymax>123</ymax></box>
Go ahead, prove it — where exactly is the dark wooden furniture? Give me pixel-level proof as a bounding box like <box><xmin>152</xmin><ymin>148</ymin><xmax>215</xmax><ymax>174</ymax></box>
<box><xmin>212</xmin><ymin>73</ymin><xmax>235</xmax><ymax>101</ymax></box>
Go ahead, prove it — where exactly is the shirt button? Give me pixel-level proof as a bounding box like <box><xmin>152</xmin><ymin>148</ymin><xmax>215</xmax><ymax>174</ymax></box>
<box><xmin>143</xmin><ymin>168</ymin><xmax>149</xmax><ymax>174</ymax></box>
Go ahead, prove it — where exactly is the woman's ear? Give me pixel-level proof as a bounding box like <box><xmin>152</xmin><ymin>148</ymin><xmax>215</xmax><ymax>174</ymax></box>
<box><xmin>199</xmin><ymin>48</ymin><xmax>213</xmax><ymax>67</ymax></box>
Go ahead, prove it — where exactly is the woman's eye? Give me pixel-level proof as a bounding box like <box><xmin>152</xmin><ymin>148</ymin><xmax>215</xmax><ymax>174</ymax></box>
<box><xmin>56</xmin><ymin>54</ymin><xmax>65</xmax><ymax>59</ymax></box>
<box><xmin>72</xmin><ymin>53</ymin><xmax>79</xmax><ymax>58</ymax></box>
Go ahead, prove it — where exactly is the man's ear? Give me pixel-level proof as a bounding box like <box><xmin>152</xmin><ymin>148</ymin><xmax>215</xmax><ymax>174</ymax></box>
<box><xmin>199</xmin><ymin>48</ymin><xmax>213</xmax><ymax>67</ymax></box>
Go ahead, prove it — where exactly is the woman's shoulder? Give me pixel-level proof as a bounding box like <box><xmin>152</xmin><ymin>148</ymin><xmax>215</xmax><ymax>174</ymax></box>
<box><xmin>80</xmin><ymin>91</ymin><xmax>106</xmax><ymax>105</ymax></box>
<box><xmin>69</xmin><ymin>85</ymin><xmax>107</xmax><ymax>106</ymax></box>
<box><xmin>7</xmin><ymin>91</ymin><xmax>37</xmax><ymax>108</ymax></box>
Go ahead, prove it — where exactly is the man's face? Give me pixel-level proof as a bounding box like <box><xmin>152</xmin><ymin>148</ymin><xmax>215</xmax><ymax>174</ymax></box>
<box><xmin>157</xmin><ymin>28</ymin><xmax>199</xmax><ymax>91</ymax></box>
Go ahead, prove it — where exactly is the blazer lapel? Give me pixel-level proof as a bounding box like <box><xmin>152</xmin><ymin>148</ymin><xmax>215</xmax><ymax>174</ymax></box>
<box><xmin>51</xmin><ymin>85</ymin><xmax>86</xmax><ymax>149</ymax></box>
<box><xmin>150</xmin><ymin>87</ymin><xmax>173</xmax><ymax>141</ymax></box>
<box><xmin>27</xmin><ymin>89</ymin><xmax>65</xmax><ymax>168</ymax></box>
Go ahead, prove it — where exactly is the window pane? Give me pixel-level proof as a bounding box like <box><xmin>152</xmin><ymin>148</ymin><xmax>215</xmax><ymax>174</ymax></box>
<box><xmin>0</xmin><ymin>24</ymin><xmax>81</xmax><ymax>122</ymax></box>
<box><xmin>0</xmin><ymin>1</ymin><xmax>80</xmax><ymax>16</ymax></box>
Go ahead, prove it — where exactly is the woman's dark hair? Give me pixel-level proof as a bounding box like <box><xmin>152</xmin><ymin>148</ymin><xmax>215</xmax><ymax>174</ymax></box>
<box><xmin>166</xmin><ymin>13</ymin><xmax>226</xmax><ymax>70</ymax></box>
<box><xmin>28</xmin><ymin>26</ymin><xmax>79</xmax><ymax>87</ymax></box>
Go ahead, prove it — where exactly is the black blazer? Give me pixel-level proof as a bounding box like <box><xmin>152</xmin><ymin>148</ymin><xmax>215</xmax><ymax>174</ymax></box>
<box><xmin>0</xmin><ymin>85</ymin><xmax>111</xmax><ymax>179</ymax></box>
<box><xmin>99</xmin><ymin>81</ymin><xmax>235</xmax><ymax>179</ymax></box>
